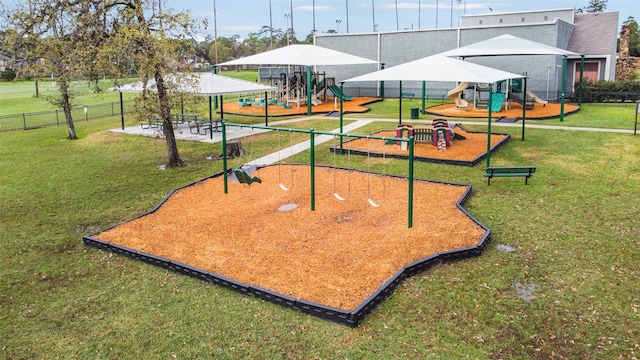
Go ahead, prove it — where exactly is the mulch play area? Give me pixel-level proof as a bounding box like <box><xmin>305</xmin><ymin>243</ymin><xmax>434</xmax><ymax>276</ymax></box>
<box><xmin>426</xmin><ymin>101</ymin><xmax>580</xmax><ymax>119</ymax></box>
<box><xmin>224</xmin><ymin>95</ymin><xmax>381</xmax><ymax>116</ymax></box>
<box><xmin>84</xmin><ymin>125</ymin><xmax>505</xmax><ymax>326</ymax></box>
<box><xmin>336</xmin><ymin>125</ymin><xmax>509</xmax><ymax>166</ymax></box>
<box><xmin>84</xmin><ymin>165</ymin><xmax>490</xmax><ymax>326</ymax></box>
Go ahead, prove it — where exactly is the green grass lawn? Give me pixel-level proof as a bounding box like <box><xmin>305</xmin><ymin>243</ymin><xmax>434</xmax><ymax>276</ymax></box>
<box><xmin>0</xmin><ymin>79</ymin><xmax>141</xmax><ymax>116</ymax></box>
<box><xmin>1</xmin><ymin>90</ymin><xmax>639</xmax><ymax>359</ymax></box>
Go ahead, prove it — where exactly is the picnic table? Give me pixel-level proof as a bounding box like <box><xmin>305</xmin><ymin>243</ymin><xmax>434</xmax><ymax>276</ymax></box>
<box><xmin>189</xmin><ymin>118</ymin><xmax>222</xmax><ymax>135</ymax></box>
<box><xmin>139</xmin><ymin>116</ymin><xmax>163</xmax><ymax>129</ymax></box>
<box><xmin>173</xmin><ymin>113</ymin><xmax>198</xmax><ymax>125</ymax></box>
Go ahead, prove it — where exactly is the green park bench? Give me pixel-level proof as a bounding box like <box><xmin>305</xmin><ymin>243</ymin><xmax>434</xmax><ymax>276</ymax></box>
<box><xmin>484</xmin><ymin>166</ymin><xmax>536</xmax><ymax>185</ymax></box>
<box><xmin>401</xmin><ymin>92</ymin><xmax>415</xmax><ymax>100</ymax></box>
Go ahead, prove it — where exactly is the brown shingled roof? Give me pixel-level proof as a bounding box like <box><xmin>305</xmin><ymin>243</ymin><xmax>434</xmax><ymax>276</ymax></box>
<box><xmin>567</xmin><ymin>12</ymin><xmax>619</xmax><ymax>55</ymax></box>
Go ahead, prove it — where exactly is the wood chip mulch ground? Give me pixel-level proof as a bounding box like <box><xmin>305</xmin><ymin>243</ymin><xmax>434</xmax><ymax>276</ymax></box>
<box><xmin>342</xmin><ymin>126</ymin><xmax>507</xmax><ymax>163</ymax></box>
<box><xmin>94</xmin><ymin>158</ymin><xmax>488</xmax><ymax>311</ymax></box>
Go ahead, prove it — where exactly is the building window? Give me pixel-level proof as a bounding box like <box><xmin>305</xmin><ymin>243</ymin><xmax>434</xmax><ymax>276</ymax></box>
<box><xmin>521</xmin><ymin>17</ymin><xmax>525</xmax><ymax>22</ymax></box>
<box><xmin>479</xmin><ymin>20</ymin><xmax>483</xmax><ymax>25</ymax></box>
<box><xmin>499</xmin><ymin>19</ymin><xmax>503</xmax><ymax>24</ymax></box>
<box><xmin>544</xmin><ymin>15</ymin><xmax>548</xmax><ymax>21</ymax></box>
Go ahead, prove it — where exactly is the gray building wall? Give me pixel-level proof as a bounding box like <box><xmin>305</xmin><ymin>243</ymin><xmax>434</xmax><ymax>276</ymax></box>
<box><xmin>315</xmin><ymin>9</ymin><xmax>616</xmax><ymax>100</ymax></box>
<box><xmin>315</xmin><ymin>19</ymin><xmax>574</xmax><ymax>100</ymax></box>
<box><xmin>461</xmin><ymin>8</ymin><xmax>575</xmax><ymax>27</ymax></box>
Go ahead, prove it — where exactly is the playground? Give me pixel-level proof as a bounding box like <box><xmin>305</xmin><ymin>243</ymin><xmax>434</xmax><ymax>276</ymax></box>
<box><xmin>427</xmin><ymin>79</ymin><xmax>581</xmax><ymax>119</ymax></box>
<box><xmin>334</xmin><ymin>125</ymin><xmax>509</xmax><ymax>166</ymax></box>
<box><xmin>85</xmin><ymin>120</ymin><xmax>509</xmax><ymax>325</ymax></box>
<box><xmin>224</xmin><ymin>94</ymin><xmax>380</xmax><ymax>117</ymax></box>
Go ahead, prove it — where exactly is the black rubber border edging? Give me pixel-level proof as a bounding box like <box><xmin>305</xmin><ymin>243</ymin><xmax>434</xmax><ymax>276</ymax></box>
<box><xmin>329</xmin><ymin>124</ymin><xmax>511</xmax><ymax>166</ymax></box>
<box><xmin>83</xmin><ymin>165</ymin><xmax>490</xmax><ymax>328</ymax></box>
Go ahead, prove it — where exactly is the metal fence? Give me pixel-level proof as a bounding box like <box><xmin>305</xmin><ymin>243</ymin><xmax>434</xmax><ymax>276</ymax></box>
<box><xmin>0</xmin><ymin>100</ymin><xmax>135</xmax><ymax>132</ymax></box>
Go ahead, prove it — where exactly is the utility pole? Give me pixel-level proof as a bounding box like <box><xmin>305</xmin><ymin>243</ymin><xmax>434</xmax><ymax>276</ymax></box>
<box><xmin>269</xmin><ymin>0</ymin><xmax>273</xmax><ymax>49</ymax></box>
<box><xmin>313</xmin><ymin>0</ymin><xmax>316</xmax><ymax>33</ymax></box>
<box><xmin>213</xmin><ymin>0</ymin><xmax>218</xmax><ymax>64</ymax></box>
<box><xmin>346</xmin><ymin>0</ymin><xmax>350</xmax><ymax>33</ymax></box>
<box><xmin>285</xmin><ymin>13</ymin><xmax>291</xmax><ymax>45</ymax></box>
<box><xmin>290</xmin><ymin>0</ymin><xmax>294</xmax><ymax>43</ymax></box>
<box><xmin>395</xmin><ymin>0</ymin><xmax>399</xmax><ymax>30</ymax></box>
<box><xmin>418</xmin><ymin>0</ymin><xmax>421</xmax><ymax>29</ymax></box>
<box><xmin>371</xmin><ymin>0</ymin><xmax>376</xmax><ymax>32</ymax></box>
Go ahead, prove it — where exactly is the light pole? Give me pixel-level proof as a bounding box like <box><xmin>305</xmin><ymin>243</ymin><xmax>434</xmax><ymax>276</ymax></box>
<box><xmin>312</xmin><ymin>0</ymin><xmax>316</xmax><ymax>33</ymax></box>
<box><xmin>435</xmin><ymin>0</ymin><xmax>439</xmax><ymax>28</ymax></box>
<box><xmin>289</xmin><ymin>0</ymin><xmax>294</xmax><ymax>44</ymax></box>
<box><xmin>418</xmin><ymin>0</ymin><xmax>421</xmax><ymax>29</ymax></box>
<box><xmin>395</xmin><ymin>0</ymin><xmax>399</xmax><ymax>30</ymax></box>
<box><xmin>336</xmin><ymin>19</ymin><xmax>342</xmax><ymax>33</ymax></box>
<box><xmin>371</xmin><ymin>0</ymin><xmax>376</xmax><ymax>32</ymax></box>
<box><xmin>345</xmin><ymin>0</ymin><xmax>350</xmax><ymax>33</ymax></box>
<box><xmin>269</xmin><ymin>0</ymin><xmax>273</xmax><ymax>49</ymax></box>
<box><xmin>450</xmin><ymin>0</ymin><xmax>453</xmax><ymax>27</ymax></box>
<box><xmin>284</xmin><ymin>13</ymin><xmax>291</xmax><ymax>45</ymax></box>
<box><xmin>213</xmin><ymin>0</ymin><xmax>218</xmax><ymax>64</ymax></box>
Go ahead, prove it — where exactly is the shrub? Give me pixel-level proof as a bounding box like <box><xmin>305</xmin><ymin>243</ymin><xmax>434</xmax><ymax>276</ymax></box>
<box><xmin>580</xmin><ymin>80</ymin><xmax>640</xmax><ymax>102</ymax></box>
<box><xmin>0</xmin><ymin>68</ymin><xmax>17</xmax><ymax>81</ymax></box>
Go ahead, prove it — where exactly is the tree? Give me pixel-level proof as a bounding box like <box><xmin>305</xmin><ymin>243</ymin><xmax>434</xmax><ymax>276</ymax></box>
<box><xmin>209</xmin><ymin>35</ymin><xmax>242</xmax><ymax>64</ymax></box>
<box><xmin>576</xmin><ymin>0</ymin><xmax>607</xmax><ymax>13</ymax></box>
<box><xmin>624</xmin><ymin>16</ymin><xmax>640</xmax><ymax>57</ymax></box>
<box><xmin>5</xmin><ymin>0</ymin><xmax>110</xmax><ymax>140</ymax></box>
<box><xmin>6</xmin><ymin>0</ymin><xmax>195</xmax><ymax>167</ymax></box>
<box><xmin>95</xmin><ymin>0</ymin><xmax>195</xmax><ymax>167</ymax></box>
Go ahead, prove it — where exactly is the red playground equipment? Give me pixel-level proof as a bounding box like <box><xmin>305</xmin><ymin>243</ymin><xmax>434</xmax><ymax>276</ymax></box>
<box><xmin>395</xmin><ymin>118</ymin><xmax>453</xmax><ymax>151</ymax></box>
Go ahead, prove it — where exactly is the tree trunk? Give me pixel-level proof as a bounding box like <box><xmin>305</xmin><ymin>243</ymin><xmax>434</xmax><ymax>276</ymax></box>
<box><xmin>226</xmin><ymin>140</ymin><xmax>245</xmax><ymax>159</ymax></box>
<box><xmin>59</xmin><ymin>79</ymin><xmax>77</xmax><ymax>140</ymax></box>
<box><xmin>155</xmin><ymin>71</ymin><xmax>183</xmax><ymax>167</ymax></box>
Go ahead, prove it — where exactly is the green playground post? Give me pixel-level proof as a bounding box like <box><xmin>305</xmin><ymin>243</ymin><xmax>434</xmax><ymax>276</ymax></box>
<box><xmin>486</xmin><ymin>86</ymin><xmax>493</xmax><ymax>168</ymax></box>
<box><xmin>310</xmin><ymin>128</ymin><xmax>316</xmax><ymax>211</ymax></box>
<box><xmin>560</xmin><ymin>55</ymin><xmax>567</xmax><ymax>122</ymax></box>
<box><xmin>522</xmin><ymin>75</ymin><xmax>527</xmax><ymax>141</ymax></box>
<box><xmin>421</xmin><ymin>81</ymin><xmax>426</xmax><ymax>114</ymax></box>
<box><xmin>578</xmin><ymin>55</ymin><xmax>585</xmax><ymax>107</ymax></box>
<box><xmin>408</xmin><ymin>136</ymin><xmax>415</xmax><ymax>229</ymax></box>
<box><xmin>306</xmin><ymin>66</ymin><xmax>313</xmax><ymax>116</ymax></box>
<box><xmin>222</xmin><ymin>121</ymin><xmax>228</xmax><ymax>194</ymax></box>
<box><xmin>339</xmin><ymin>82</ymin><xmax>345</xmax><ymax>153</ymax></box>
<box><xmin>398</xmin><ymin>81</ymin><xmax>403</xmax><ymax>124</ymax></box>
<box><xmin>379</xmin><ymin>63</ymin><xmax>385</xmax><ymax>99</ymax></box>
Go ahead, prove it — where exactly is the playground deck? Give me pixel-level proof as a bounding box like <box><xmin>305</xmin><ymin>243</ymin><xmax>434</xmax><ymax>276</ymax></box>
<box><xmin>426</xmin><ymin>101</ymin><xmax>580</xmax><ymax>119</ymax></box>
<box><xmin>223</xmin><ymin>96</ymin><xmax>381</xmax><ymax>117</ymax></box>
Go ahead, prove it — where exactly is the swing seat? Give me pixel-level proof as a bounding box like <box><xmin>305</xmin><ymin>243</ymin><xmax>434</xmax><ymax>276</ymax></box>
<box><xmin>367</xmin><ymin>198</ymin><xmax>382</xmax><ymax>208</ymax></box>
<box><xmin>234</xmin><ymin>169</ymin><xmax>262</xmax><ymax>185</ymax></box>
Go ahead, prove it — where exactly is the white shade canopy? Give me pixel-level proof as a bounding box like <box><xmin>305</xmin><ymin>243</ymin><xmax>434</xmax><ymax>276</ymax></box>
<box><xmin>217</xmin><ymin>44</ymin><xmax>379</xmax><ymax>67</ymax></box>
<box><xmin>114</xmin><ymin>73</ymin><xmax>276</xmax><ymax>96</ymax></box>
<box><xmin>344</xmin><ymin>55</ymin><xmax>524</xmax><ymax>83</ymax></box>
<box><xmin>440</xmin><ymin>34</ymin><xmax>580</xmax><ymax>57</ymax></box>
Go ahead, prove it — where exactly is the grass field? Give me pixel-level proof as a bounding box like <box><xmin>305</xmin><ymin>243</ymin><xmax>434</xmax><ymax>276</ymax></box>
<box><xmin>1</xmin><ymin>80</ymin><xmax>640</xmax><ymax>358</ymax></box>
<box><xmin>0</xmin><ymin>79</ymin><xmax>139</xmax><ymax>116</ymax></box>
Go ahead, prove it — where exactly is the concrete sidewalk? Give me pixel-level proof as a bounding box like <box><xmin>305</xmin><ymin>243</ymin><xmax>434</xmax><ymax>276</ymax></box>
<box><xmin>113</xmin><ymin>115</ymin><xmax>636</xmax><ymax>169</ymax></box>
<box><xmin>248</xmin><ymin>119</ymin><xmax>373</xmax><ymax>166</ymax></box>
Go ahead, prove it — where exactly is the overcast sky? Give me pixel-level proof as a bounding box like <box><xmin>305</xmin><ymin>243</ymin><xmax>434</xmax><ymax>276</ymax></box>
<box><xmin>166</xmin><ymin>0</ymin><xmax>636</xmax><ymax>40</ymax></box>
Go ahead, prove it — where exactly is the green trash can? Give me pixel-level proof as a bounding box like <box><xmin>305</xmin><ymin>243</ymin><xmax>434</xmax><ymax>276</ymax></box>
<box><xmin>410</xmin><ymin>107</ymin><xmax>419</xmax><ymax>119</ymax></box>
